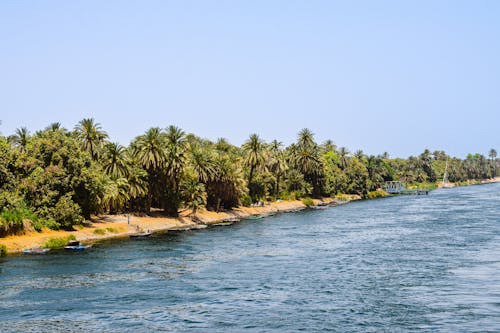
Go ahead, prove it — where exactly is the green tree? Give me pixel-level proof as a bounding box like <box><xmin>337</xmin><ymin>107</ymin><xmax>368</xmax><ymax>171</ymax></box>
<box><xmin>163</xmin><ymin>125</ymin><xmax>187</xmax><ymax>216</ymax></box>
<box><xmin>242</xmin><ymin>133</ymin><xmax>265</xmax><ymax>198</ymax></box>
<box><xmin>9</xmin><ymin>127</ymin><xmax>30</xmax><ymax>152</ymax></box>
<box><xmin>103</xmin><ymin>142</ymin><xmax>130</xmax><ymax>178</ymax></box>
<box><xmin>74</xmin><ymin>118</ymin><xmax>108</xmax><ymax>160</ymax></box>
<box><xmin>132</xmin><ymin>127</ymin><xmax>167</xmax><ymax>213</ymax></box>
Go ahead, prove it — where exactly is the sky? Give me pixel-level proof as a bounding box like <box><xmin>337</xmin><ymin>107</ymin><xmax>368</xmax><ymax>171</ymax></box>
<box><xmin>1</xmin><ymin>0</ymin><xmax>499</xmax><ymax>158</ymax></box>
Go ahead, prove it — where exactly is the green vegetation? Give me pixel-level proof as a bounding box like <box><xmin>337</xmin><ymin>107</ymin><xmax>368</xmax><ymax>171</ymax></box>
<box><xmin>302</xmin><ymin>198</ymin><xmax>314</xmax><ymax>208</ymax></box>
<box><xmin>0</xmin><ymin>120</ymin><xmax>498</xmax><ymax>237</ymax></box>
<box><xmin>0</xmin><ymin>244</ymin><xmax>7</xmax><ymax>256</ymax></box>
<box><xmin>43</xmin><ymin>235</ymin><xmax>76</xmax><ymax>249</ymax></box>
<box><xmin>106</xmin><ymin>227</ymin><xmax>118</xmax><ymax>233</ymax></box>
<box><xmin>366</xmin><ymin>189</ymin><xmax>389</xmax><ymax>199</ymax></box>
<box><xmin>93</xmin><ymin>228</ymin><xmax>106</xmax><ymax>235</ymax></box>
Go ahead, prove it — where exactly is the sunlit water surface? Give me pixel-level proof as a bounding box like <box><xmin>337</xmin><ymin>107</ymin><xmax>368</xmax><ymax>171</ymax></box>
<box><xmin>1</xmin><ymin>183</ymin><xmax>499</xmax><ymax>332</ymax></box>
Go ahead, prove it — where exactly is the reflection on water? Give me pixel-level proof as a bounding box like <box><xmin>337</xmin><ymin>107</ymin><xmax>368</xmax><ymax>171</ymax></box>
<box><xmin>1</xmin><ymin>183</ymin><xmax>499</xmax><ymax>332</ymax></box>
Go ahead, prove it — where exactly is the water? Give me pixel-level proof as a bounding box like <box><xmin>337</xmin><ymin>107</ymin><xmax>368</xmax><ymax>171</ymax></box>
<box><xmin>1</xmin><ymin>183</ymin><xmax>499</xmax><ymax>332</ymax></box>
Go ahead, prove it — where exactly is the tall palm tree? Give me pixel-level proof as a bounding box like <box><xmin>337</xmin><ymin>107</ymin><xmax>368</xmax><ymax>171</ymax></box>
<box><xmin>74</xmin><ymin>118</ymin><xmax>108</xmax><ymax>160</ymax></box>
<box><xmin>297</xmin><ymin>128</ymin><xmax>315</xmax><ymax>149</ymax></box>
<box><xmin>489</xmin><ymin>148</ymin><xmax>498</xmax><ymax>177</ymax></box>
<box><xmin>132</xmin><ymin>127</ymin><xmax>167</xmax><ymax>213</ymax></box>
<box><xmin>163</xmin><ymin>125</ymin><xmax>187</xmax><ymax>215</ymax></box>
<box><xmin>103</xmin><ymin>142</ymin><xmax>130</xmax><ymax>178</ymax></box>
<box><xmin>9</xmin><ymin>127</ymin><xmax>30</xmax><ymax>151</ymax></box>
<box><xmin>338</xmin><ymin>147</ymin><xmax>350</xmax><ymax>170</ymax></box>
<box><xmin>293</xmin><ymin>129</ymin><xmax>324</xmax><ymax>196</ymax></box>
<box><xmin>268</xmin><ymin>140</ymin><xmax>288</xmax><ymax>196</ymax></box>
<box><xmin>242</xmin><ymin>133</ymin><xmax>265</xmax><ymax>195</ymax></box>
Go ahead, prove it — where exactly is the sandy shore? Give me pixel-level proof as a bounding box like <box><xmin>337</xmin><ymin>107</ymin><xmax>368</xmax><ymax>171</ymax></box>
<box><xmin>1</xmin><ymin>197</ymin><xmax>354</xmax><ymax>255</ymax></box>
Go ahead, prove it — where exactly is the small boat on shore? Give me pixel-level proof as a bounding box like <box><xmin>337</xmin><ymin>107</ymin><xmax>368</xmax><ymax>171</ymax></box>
<box><xmin>22</xmin><ymin>248</ymin><xmax>50</xmax><ymax>255</ymax></box>
<box><xmin>64</xmin><ymin>241</ymin><xmax>91</xmax><ymax>251</ymax></box>
<box><xmin>246</xmin><ymin>215</ymin><xmax>264</xmax><ymax>220</ymax></box>
<box><xmin>311</xmin><ymin>205</ymin><xmax>328</xmax><ymax>210</ymax></box>
<box><xmin>130</xmin><ymin>232</ymin><xmax>152</xmax><ymax>238</ymax></box>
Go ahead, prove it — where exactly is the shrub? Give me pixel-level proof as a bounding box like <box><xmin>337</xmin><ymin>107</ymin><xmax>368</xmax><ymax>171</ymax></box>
<box><xmin>93</xmin><ymin>228</ymin><xmax>106</xmax><ymax>235</ymax></box>
<box><xmin>0</xmin><ymin>244</ymin><xmax>7</xmax><ymax>257</ymax></box>
<box><xmin>241</xmin><ymin>195</ymin><xmax>252</xmax><ymax>207</ymax></box>
<box><xmin>366</xmin><ymin>189</ymin><xmax>389</xmax><ymax>199</ymax></box>
<box><xmin>302</xmin><ymin>197</ymin><xmax>314</xmax><ymax>208</ymax></box>
<box><xmin>43</xmin><ymin>235</ymin><xmax>76</xmax><ymax>249</ymax></box>
<box><xmin>0</xmin><ymin>205</ymin><xmax>38</xmax><ymax>237</ymax></box>
<box><xmin>106</xmin><ymin>227</ymin><xmax>118</xmax><ymax>233</ymax></box>
<box><xmin>32</xmin><ymin>218</ymin><xmax>60</xmax><ymax>232</ymax></box>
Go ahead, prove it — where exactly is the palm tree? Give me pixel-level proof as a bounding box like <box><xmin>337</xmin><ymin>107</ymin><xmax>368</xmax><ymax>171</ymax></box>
<box><xmin>293</xmin><ymin>129</ymin><xmax>324</xmax><ymax>196</ymax></box>
<box><xmin>181</xmin><ymin>177</ymin><xmax>207</xmax><ymax>220</ymax></box>
<box><xmin>489</xmin><ymin>148</ymin><xmax>498</xmax><ymax>177</ymax></box>
<box><xmin>297</xmin><ymin>128</ymin><xmax>315</xmax><ymax>149</ymax></box>
<box><xmin>9</xmin><ymin>127</ymin><xmax>30</xmax><ymax>151</ymax></box>
<box><xmin>103</xmin><ymin>142</ymin><xmax>130</xmax><ymax>178</ymax></box>
<box><xmin>321</xmin><ymin>139</ymin><xmax>337</xmax><ymax>153</ymax></box>
<box><xmin>489</xmin><ymin>148</ymin><xmax>497</xmax><ymax>161</ymax></box>
<box><xmin>74</xmin><ymin>118</ymin><xmax>108</xmax><ymax>160</ymax></box>
<box><xmin>354</xmin><ymin>150</ymin><xmax>364</xmax><ymax>160</ymax></box>
<box><xmin>45</xmin><ymin>122</ymin><xmax>63</xmax><ymax>132</ymax></box>
<box><xmin>189</xmin><ymin>144</ymin><xmax>217</xmax><ymax>183</ymax></box>
<box><xmin>338</xmin><ymin>147</ymin><xmax>350</xmax><ymax>170</ymax></box>
<box><xmin>242</xmin><ymin>133</ymin><xmax>265</xmax><ymax>195</ymax></box>
<box><xmin>268</xmin><ymin>140</ymin><xmax>288</xmax><ymax>196</ymax></box>
<box><xmin>163</xmin><ymin>125</ymin><xmax>187</xmax><ymax>216</ymax></box>
<box><xmin>132</xmin><ymin>127</ymin><xmax>167</xmax><ymax>213</ymax></box>
<box><xmin>102</xmin><ymin>177</ymin><xmax>130</xmax><ymax>213</ymax></box>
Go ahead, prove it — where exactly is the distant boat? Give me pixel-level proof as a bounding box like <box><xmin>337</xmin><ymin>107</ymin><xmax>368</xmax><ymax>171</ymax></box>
<box><xmin>130</xmin><ymin>232</ymin><xmax>152</xmax><ymax>238</ymax></box>
<box><xmin>64</xmin><ymin>241</ymin><xmax>91</xmax><ymax>251</ymax></box>
<box><xmin>246</xmin><ymin>215</ymin><xmax>264</xmax><ymax>220</ymax></box>
<box><xmin>441</xmin><ymin>158</ymin><xmax>454</xmax><ymax>188</ymax></box>
<box><xmin>22</xmin><ymin>248</ymin><xmax>50</xmax><ymax>255</ymax></box>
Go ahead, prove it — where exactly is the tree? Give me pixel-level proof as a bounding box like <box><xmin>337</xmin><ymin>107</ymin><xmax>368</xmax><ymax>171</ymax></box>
<box><xmin>132</xmin><ymin>127</ymin><xmax>167</xmax><ymax>213</ymax></box>
<box><xmin>163</xmin><ymin>125</ymin><xmax>187</xmax><ymax>216</ymax></box>
<box><xmin>9</xmin><ymin>127</ymin><xmax>30</xmax><ymax>152</ymax></box>
<box><xmin>291</xmin><ymin>129</ymin><xmax>324</xmax><ymax>196</ymax></box>
<box><xmin>102</xmin><ymin>142</ymin><xmax>130</xmax><ymax>178</ymax></box>
<box><xmin>268</xmin><ymin>140</ymin><xmax>288</xmax><ymax>197</ymax></box>
<box><xmin>338</xmin><ymin>147</ymin><xmax>350</xmax><ymax>170</ymax></box>
<box><xmin>489</xmin><ymin>148</ymin><xmax>498</xmax><ymax>177</ymax></box>
<box><xmin>74</xmin><ymin>118</ymin><xmax>108</xmax><ymax>160</ymax></box>
<box><xmin>242</xmin><ymin>133</ymin><xmax>265</xmax><ymax>198</ymax></box>
<box><xmin>181</xmin><ymin>175</ymin><xmax>206</xmax><ymax>220</ymax></box>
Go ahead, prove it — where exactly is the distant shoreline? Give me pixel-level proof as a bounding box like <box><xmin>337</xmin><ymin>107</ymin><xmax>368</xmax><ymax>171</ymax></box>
<box><xmin>436</xmin><ymin>176</ymin><xmax>500</xmax><ymax>188</ymax></box>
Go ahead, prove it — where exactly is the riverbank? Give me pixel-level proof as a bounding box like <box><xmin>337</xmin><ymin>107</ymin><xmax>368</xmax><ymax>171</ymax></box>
<box><xmin>436</xmin><ymin>176</ymin><xmax>500</xmax><ymax>188</ymax></box>
<box><xmin>0</xmin><ymin>197</ymin><xmax>357</xmax><ymax>255</ymax></box>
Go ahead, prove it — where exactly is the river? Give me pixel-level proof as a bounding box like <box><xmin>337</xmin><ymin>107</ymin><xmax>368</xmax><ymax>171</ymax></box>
<box><xmin>1</xmin><ymin>183</ymin><xmax>499</xmax><ymax>332</ymax></box>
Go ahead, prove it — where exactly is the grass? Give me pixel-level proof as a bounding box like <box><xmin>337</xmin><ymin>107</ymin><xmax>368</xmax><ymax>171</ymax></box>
<box><xmin>105</xmin><ymin>227</ymin><xmax>118</xmax><ymax>233</ymax></box>
<box><xmin>43</xmin><ymin>235</ymin><xmax>76</xmax><ymax>249</ymax></box>
<box><xmin>93</xmin><ymin>228</ymin><xmax>106</xmax><ymax>235</ymax></box>
<box><xmin>0</xmin><ymin>244</ymin><xmax>7</xmax><ymax>257</ymax></box>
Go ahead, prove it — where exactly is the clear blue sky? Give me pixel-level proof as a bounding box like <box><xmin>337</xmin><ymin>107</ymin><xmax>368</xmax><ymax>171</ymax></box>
<box><xmin>1</xmin><ymin>0</ymin><xmax>499</xmax><ymax>157</ymax></box>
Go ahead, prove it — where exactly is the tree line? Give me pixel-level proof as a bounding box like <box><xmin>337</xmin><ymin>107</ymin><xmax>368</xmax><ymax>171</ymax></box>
<box><xmin>0</xmin><ymin>119</ymin><xmax>498</xmax><ymax>236</ymax></box>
